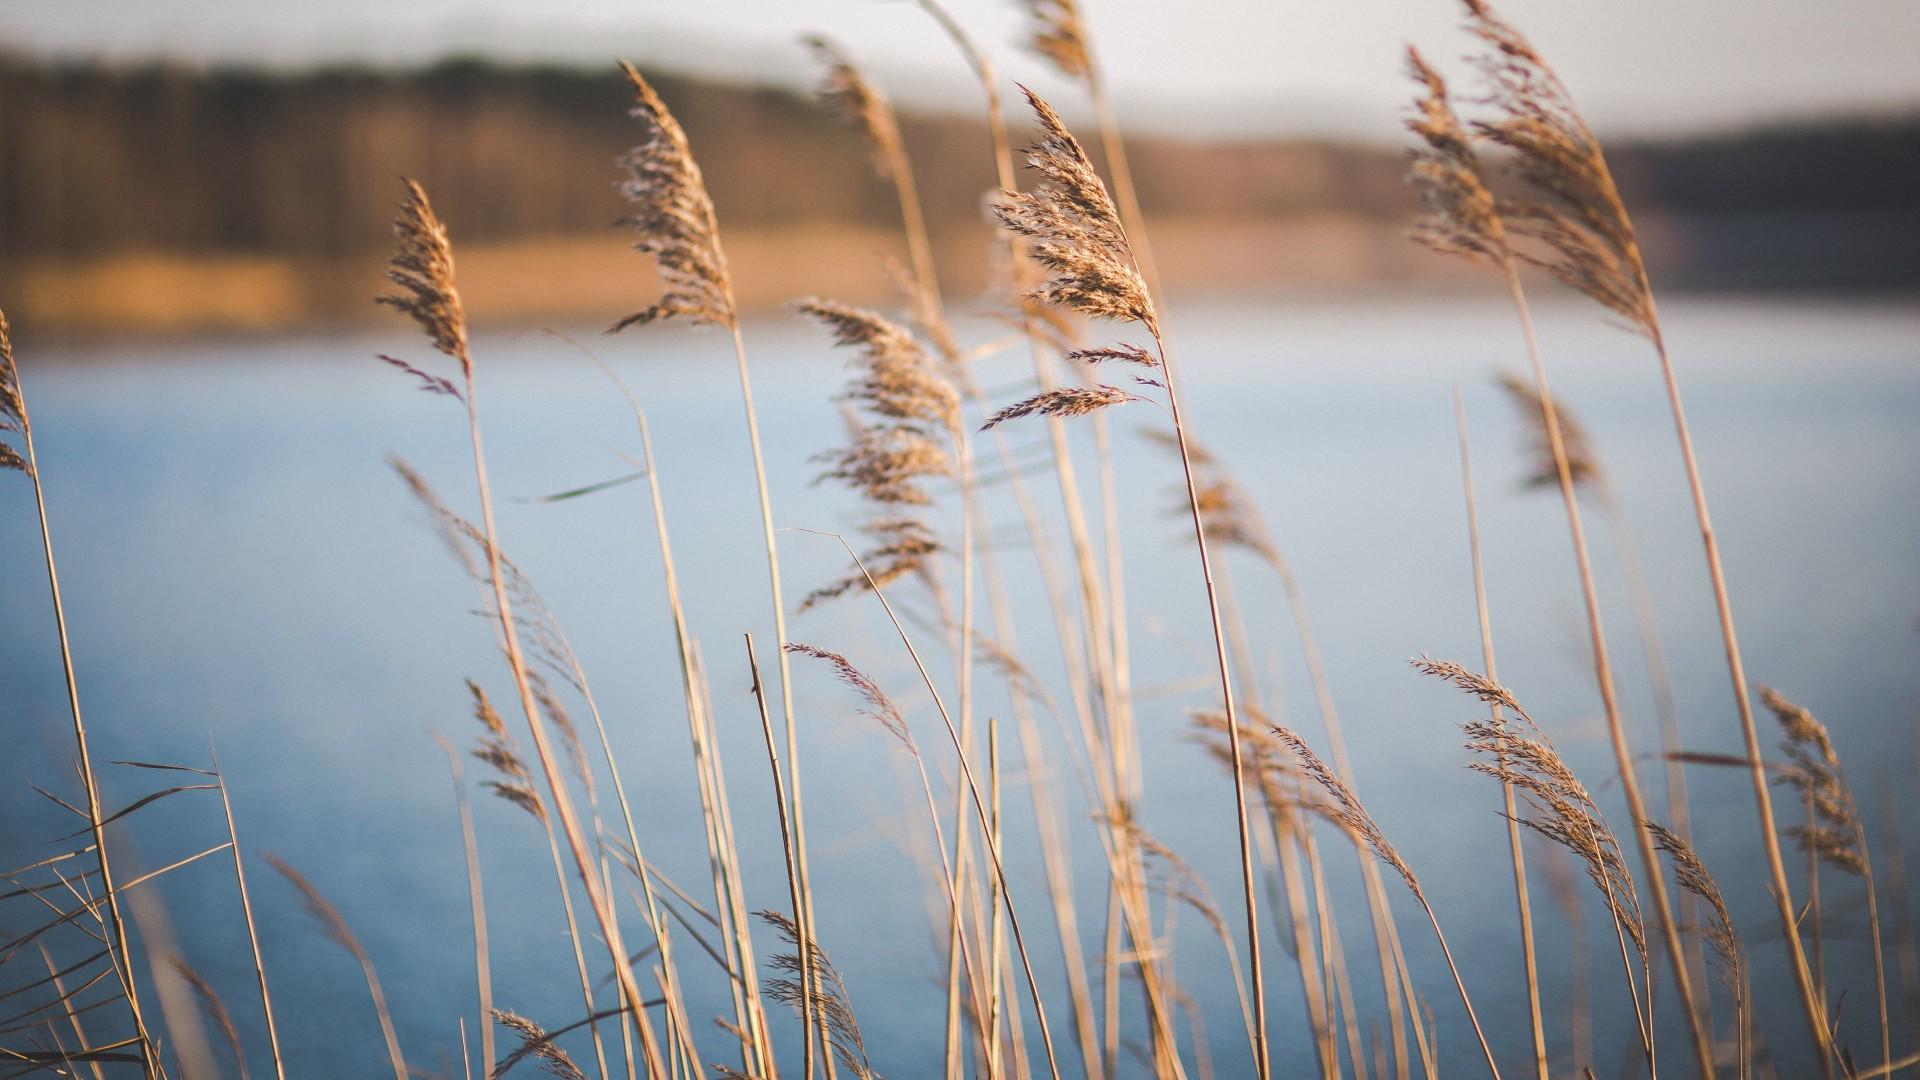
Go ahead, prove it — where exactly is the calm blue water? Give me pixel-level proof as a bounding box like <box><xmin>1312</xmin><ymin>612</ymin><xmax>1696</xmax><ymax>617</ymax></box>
<box><xmin>2</xmin><ymin>292</ymin><xmax>1916</xmax><ymax>1077</ymax></box>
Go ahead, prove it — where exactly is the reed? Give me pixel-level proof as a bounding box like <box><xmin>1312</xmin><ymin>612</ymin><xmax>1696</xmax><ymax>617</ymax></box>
<box><xmin>1405</xmin><ymin>37</ymin><xmax>1711</xmax><ymax>1074</ymax></box>
<box><xmin>263</xmin><ymin>853</ymin><xmax>406</xmax><ymax>1080</ymax></box>
<box><xmin>0</xmin><ymin>308</ymin><xmax>159</xmax><ymax>1076</ymax></box>
<box><xmin>986</xmin><ymin>85</ymin><xmax>1267</xmax><ymax>1080</ymax></box>
<box><xmin>1270</xmin><ymin>725</ymin><xmax>1503</xmax><ymax>1079</ymax></box>
<box><xmin>609</xmin><ymin>65</ymin><xmax>829</xmax><ymax>1079</ymax></box>
<box><xmin>1450</xmin><ymin>0</ymin><xmax>1827</xmax><ymax>1062</ymax></box>
<box><xmin>378</xmin><ymin>177</ymin><xmax>664</xmax><ymax>1079</ymax></box>
<box><xmin>1450</xmin><ymin>390</ymin><xmax>1548</xmax><ymax>1080</ymax></box>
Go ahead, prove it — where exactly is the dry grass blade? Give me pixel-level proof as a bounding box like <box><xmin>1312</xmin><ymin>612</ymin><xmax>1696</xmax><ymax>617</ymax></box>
<box><xmin>1493</xmin><ymin>371</ymin><xmax>1605</xmax><ymax>493</ymax></box>
<box><xmin>170</xmin><ymin>958</ymin><xmax>248</xmax><ymax>1080</ymax></box>
<box><xmin>759</xmin><ymin>910</ymin><xmax>878</xmax><ymax>1080</ymax></box>
<box><xmin>803</xmin><ymin>37</ymin><xmax>905</xmax><ymax>182</ymax></box>
<box><xmin>610</xmin><ymin>62</ymin><xmax>736</xmax><ymax>332</ymax></box>
<box><xmin>261</xmin><ymin>853</ymin><xmax>406</xmax><ymax>1080</ymax></box>
<box><xmin>1459</xmin><ymin>0</ymin><xmax>1654</xmax><ymax>335</ymax></box>
<box><xmin>376</xmin><ymin>179</ymin><xmax>469</xmax><ymax>368</ymax></box>
<box><xmin>1403</xmin><ymin>47</ymin><xmax>1505</xmax><ymax>266</ymax></box>
<box><xmin>981</xmin><ymin>385</ymin><xmax>1142</xmax><ymax>430</ymax></box>
<box><xmin>993</xmin><ymin>87</ymin><xmax>1155</xmax><ymax>331</ymax></box>
<box><xmin>1018</xmin><ymin>0</ymin><xmax>1092</xmax><ymax>79</ymax></box>
<box><xmin>0</xmin><ymin>309</ymin><xmax>29</xmax><ymax>475</ymax></box>
<box><xmin>492</xmin><ymin>1009</ymin><xmax>588</xmax><ymax>1080</ymax></box>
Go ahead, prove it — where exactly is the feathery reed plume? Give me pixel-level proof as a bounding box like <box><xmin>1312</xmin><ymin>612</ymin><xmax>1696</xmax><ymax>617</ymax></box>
<box><xmin>1271</xmin><ymin>726</ymin><xmax>1503</xmax><ymax>1079</ymax></box>
<box><xmin>760</xmin><ymin>911</ymin><xmax>878</xmax><ymax>1080</ymax></box>
<box><xmin>802</xmin><ymin>518</ymin><xmax>941</xmax><ymax>612</ymax></box>
<box><xmin>1647</xmin><ymin>823</ymin><xmax>1745</xmax><ymax>1020</ymax></box>
<box><xmin>1269</xmin><ymin>729</ymin><xmax>1418</xmax><ymax>901</ymax></box>
<box><xmin>993</xmin><ymin>88</ymin><xmax>1154</xmax><ymax>331</ymax></box>
<box><xmin>1141</xmin><ymin>429</ymin><xmax>1280</xmax><ymax>568</ymax></box>
<box><xmin>800</xmin><ymin>299</ymin><xmax>960</xmax><ymax>435</ymax></box>
<box><xmin>1454</xmin><ymin>2</ymin><xmax>1824</xmax><ymax>1061</ymax></box>
<box><xmin>610</xmin><ymin>63</ymin><xmax>735</xmax><ymax>332</ymax></box>
<box><xmin>0</xmin><ymin>311</ymin><xmax>28</xmax><ymax>476</ymax></box>
<box><xmin>1408</xmin><ymin>30</ymin><xmax>1716</xmax><ymax>1068</ymax></box>
<box><xmin>380</xmin><ymin>180</ymin><xmax>660</xmax><ymax>1080</ymax></box>
<box><xmin>263</xmin><ymin>853</ymin><xmax>406</xmax><ymax>1080</ymax></box>
<box><xmin>1459</xmin><ymin>1</ymin><xmax>1652</xmax><ymax>335</ymax></box>
<box><xmin>1493</xmin><ymin>371</ymin><xmax>1604</xmax><ymax>492</ymax></box>
<box><xmin>493</xmin><ymin>1010</ymin><xmax>589</xmax><ymax>1080</ymax></box>
<box><xmin>783</xmin><ymin>644</ymin><xmax>909</xmax><ymax>751</ymax></box>
<box><xmin>1018</xmin><ymin>0</ymin><xmax>1091</xmax><ymax>79</ymax></box>
<box><xmin>1424</xmin><ymin>666</ymin><xmax>1645</xmax><ymax>953</ymax></box>
<box><xmin>1415</xmin><ymin>658</ymin><xmax>1658</xmax><ymax>1063</ymax></box>
<box><xmin>1763</xmin><ymin>686</ymin><xmax>1889</xmax><ymax>1073</ymax></box>
<box><xmin>1404</xmin><ymin>48</ymin><xmax>1504</xmax><ymax>266</ymax></box>
<box><xmin>171</xmin><ymin>958</ymin><xmax>248</xmax><ymax>1080</ymax></box>
<box><xmin>803</xmin><ymin>36</ymin><xmax>905</xmax><ymax>183</ymax></box>
<box><xmin>467</xmin><ymin>681</ymin><xmax>544</xmax><ymax>821</ymax></box>
<box><xmin>0</xmin><ymin>307</ymin><xmax>158</xmax><ymax>1074</ymax></box>
<box><xmin>1762</xmin><ymin>688</ymin><xmax>1864</xmax><ymax>875</ymax></box>
<box><xmin>376</xmin><ymin>180</ymin><xmax>469</xmax><ymax>368</ymax></box>
<box><xmin>982</xmin><ymin>385</ymin><xmax>1143</xmax><ymax>430</ymax></box>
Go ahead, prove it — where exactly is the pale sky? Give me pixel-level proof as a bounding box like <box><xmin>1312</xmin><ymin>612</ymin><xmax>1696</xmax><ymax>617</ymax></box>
<box><xmin>7</xmin><ymin>1</ymin><xmax>1920</xmax><ymax>139</ymax></box>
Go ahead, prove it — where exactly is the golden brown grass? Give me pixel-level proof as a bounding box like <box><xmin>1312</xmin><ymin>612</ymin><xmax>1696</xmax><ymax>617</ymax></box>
<box><xmin>2</xmin><ymin>6</ymin><xmax>1909</xmax><ymax>1080</ymax></box>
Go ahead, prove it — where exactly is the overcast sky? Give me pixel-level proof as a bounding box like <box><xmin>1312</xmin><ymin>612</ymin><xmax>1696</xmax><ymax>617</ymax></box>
<box><xmin>8</xmin><ymin>1</ymin><xmax>1919</xmax><ymax>139</ymax></box>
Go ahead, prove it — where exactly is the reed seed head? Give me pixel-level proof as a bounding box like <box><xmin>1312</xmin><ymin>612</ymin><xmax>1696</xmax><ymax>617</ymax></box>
<box><xmin>1404</xmin><ymin>46</ymin><xmax>1506</xmax><ymax>266</ymax></box>
<box><xmin>1019</xmin><ymin>0</ymin><xmax>1093</xmax><ymax>79</ymax></box>
<box><xmin>1460</xmin><ymin>0</ymin><xmax>1655</xmax><ymax>336</ymax></box>
<box><xmin>377</xmin><ymin>179</ymin><xmax>469</xmax><ymax>369</ymax></box>
<box><xmin>797</xmin><ymin>298</ymin><xmax>960</xmax><ymax>435</ymax></box>
<box><xmin>1411</xmin><ymin>655</ymin><xmax>1521</xmax><ymax>714</ymax></box>
<box><xmin>1272</xmin><ymin>725</ymin><xmax>1424</xmax><ymax>902</ymax></box>
<box><xmin>611</xmin><ymin>62</ymin><xmax>737</xmax><ymax>333</ymax></box>
<box><xmin>994</xmin><ymin>87</ymin><xmax>1156</xmax><ymax>331</ymax></box>
<box><xmin>981</xmin><ymin>385</ymin><xmax>1142</xmax><ymax>430</ymax></box>
<box><xmin>492</xmin><ymin>1009</ymin><xmax>588</xmax><ymax>1080</ymax></box>
<box><xmin>1761</xmin><ymin>685</ymin><xmax>1865</xmax><ymax>875</ymax></box>
<box><xmin>1646</xmin><ymin>821</ymin><xmax>1744</xmax><ymax>1000</ymax></box>
<box><xmin>759</xmin><ymin>910</ymin><xmax>877</xmax><ymax>1080</ymax></box>
<box><xmin>1494</xmin><ymin>371</ymin><xmax>1605</xmax><ymax>493</ymax></box>
<box><xmin>785</xmin><ymin>642</ymin><xmax>915</xmax><ymax>756</ymax></box>
<box><xmin>804</xmin><ymin>36</ymin><xmax>906</xmax><ymax>182</ymax></box>
<box><xmin>0</xmin><ymin>309</ymin><xmax>31</xmax><ymax>475</ymax></box>
<box><xmin>802</xmin><ymin>518</ymin><xmax>943</xmax><ymax>611</ymax></box>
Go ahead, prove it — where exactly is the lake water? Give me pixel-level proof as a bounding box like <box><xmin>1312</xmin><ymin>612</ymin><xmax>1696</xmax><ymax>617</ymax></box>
<box><xmin>2</xmin><ymin>291</ymin><xmax>1916</xmax><ymax>1077</ymax></box>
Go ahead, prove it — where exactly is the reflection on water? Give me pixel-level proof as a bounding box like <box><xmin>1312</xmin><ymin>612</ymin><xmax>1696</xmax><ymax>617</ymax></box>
<box><xmin>2</xmin><ymin>293</ymin><xmax>1916</xmax><ymax>1076</ymax></box>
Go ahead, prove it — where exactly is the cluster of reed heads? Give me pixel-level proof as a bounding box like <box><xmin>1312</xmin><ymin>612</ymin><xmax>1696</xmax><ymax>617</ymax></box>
<box><xmin>1</xmin><ymin>1</ymin><xmax>1910</xmax><ymax>1078</ymax></box>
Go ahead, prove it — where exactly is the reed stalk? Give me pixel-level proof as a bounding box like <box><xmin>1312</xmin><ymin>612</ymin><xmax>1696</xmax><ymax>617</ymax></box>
<box><xmin>211</xmin><ymin>748</ymin><xmax>284</xmax><ymax>1080</ymax></box>
<box><xmin>0</xmin><ymin>310</ymin><xmax>158</xmax><ymax>1077</ymax></box>
<box><xmin>1451</xmin><ymin>390</ymin><xmax>1548</xmax><ymax>1079</ymax></box>
<box><xmin>745</xmin><ymin>633</ymin><xmax>820</xmax><ymax>1080</ymax></box>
